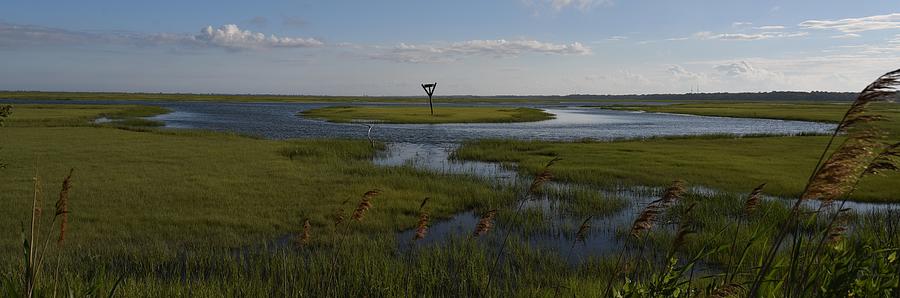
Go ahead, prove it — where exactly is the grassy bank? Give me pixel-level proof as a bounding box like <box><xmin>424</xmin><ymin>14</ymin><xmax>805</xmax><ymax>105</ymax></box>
<box><xmin>0</xmin><ymin>91</ymin><xmax>609</xmax><ymax>104</ymax></box>
<box><xmin>0</xmin><ymin>126</ymin><xmax>518</xmax><ymax>258</ymax></box>
<box><xmin>301</xmin><ymin>106</ymin><xmax>554</xmax><ymax>124</ymax></box>
<box><xmin>3</xmin><ymin>90</ymin><xmax>854</xmax><ymax>103</ymax></box>
<box><xmin>608</xmin><ymin>102</ymin><xmax>900</xmax><ymax>127</ymax></box>
<box><xmin>3</xmin><ymin>104</ymin><xmax>169</xmax><ymax>127</ymax></box>
<box><xmin>453</xmin><ymin>135</ymin><xmax>898</xmax><ymax>202</ymax></box>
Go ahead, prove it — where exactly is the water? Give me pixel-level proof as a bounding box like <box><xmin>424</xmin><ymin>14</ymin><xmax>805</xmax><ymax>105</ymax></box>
<box><xmin>0</xmin><ymin>99</ymin><xmax>834</xmax><ymax>142</ymax></box>
<box><xmin>8</xmin><ymin>98</ymin><xmax>893</xmax><ymax>260</ymax></box>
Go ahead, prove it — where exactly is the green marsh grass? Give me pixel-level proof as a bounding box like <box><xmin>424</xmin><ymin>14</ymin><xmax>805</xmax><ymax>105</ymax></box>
<box><xmin>3</xmin><ymin>104</ymin><xmax>169</xmax><ymax>127</ymax></box>
<box><xmin>454</xmin><ymin>135</ymin><xmax>899</xmax><ymax>202</ymax></box>
<box><xmin>3</xmin><ymin>72</ymin><xmax>900</xmax><ymax>296</ymax></box>
<box><xmin>301</xmin><ymin>106</ymin><xmax>555</xmax><ymax>124</ymax></box>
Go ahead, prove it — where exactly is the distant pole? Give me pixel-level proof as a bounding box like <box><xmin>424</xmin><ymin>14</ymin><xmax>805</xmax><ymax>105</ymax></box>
<box><xmin>421</xmin><ymin>82</ymin><xmax>437</xmax><ymax>115</ymax></box>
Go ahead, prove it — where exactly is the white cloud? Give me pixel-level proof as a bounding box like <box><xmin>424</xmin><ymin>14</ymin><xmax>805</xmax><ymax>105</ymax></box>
<box><xmin>371</xmin><ymin>39</ymin><xmax>591</xmax><ymax>63</ymax></box>
<box><xmin>0</xmin><ymin>22</ymin><xmax>113</xmax><ymax>47</ymax></box>
<box><xmin>800</xmin><ymin>13</ymin><xmax>900</xmax><ymax>33</ymax></box>
<box><xmin>714</xmin><ymin>61</ymin><xmax>783</xmax><ymax>82</ymax></box>
<box><xmin>692</xmin><ymin>31</ymin><xmax>808</xmax><ymax>41</ymax></box>
<box><xmin>753</xmin><ymin>25</ymin><xmax>786</xmax><ymax>30</ymax></box>
<box><xmin>667</xmin><ymin>65</ymin><xmax>703</xmax><ymax>81</ymax></box>
<box><xmin>732</xmin><ymin>22</ymin><xmax>753</xmax><ymax>27</ymax></box>
<box><xmin>0</xmin><ymin>22</ymin><xmax>322</xmax><ymax>51</ymax></box>
<box><xmin>553</xmin><ymin>0</ymin><xmax>612</xmax><ymax>10</ymax></box>
<box><xmin>605</xmin><ymin>35</ymin><xmax>628</xmax><ymax>41</ymax></box>
<box><xmin>192</xmin><ymin>24</ymin><xmax>323</xmax><ymax>50</ymax></box>
<box><xmin>831</xmin><ymin>33</ymin><xmax>861</xmax><ymax>39</ymax></box>
<box><xmin>524</xmin><ymin>0</ymin><xmax>612</xmax><ymax>12</ymax></box>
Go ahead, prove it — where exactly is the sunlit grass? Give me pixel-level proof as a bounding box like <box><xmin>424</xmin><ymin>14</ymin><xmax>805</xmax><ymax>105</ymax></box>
<box><xmin>454</xmin><ymin>135</ymin><xmax>898</xmax><ymax>202</ymax></box>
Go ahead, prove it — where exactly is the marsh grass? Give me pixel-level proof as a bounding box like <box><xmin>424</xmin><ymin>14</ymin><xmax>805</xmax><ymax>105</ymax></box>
<box><xmin>3</xmin><ymin>104</ymin><xmax>169</xmax><ymax>127</ymax></box>
<box><xmin>301</xmin><ymin>106</ymin><xmax>555</xmax><ymax>124</ymax></box>
<box><xmin>454</xmin><ymin>134</ymin><xmax>898</xmax><ymax>202</ymax></box>
<box><xmin>4</xmin><ymin>72</ymin><xmax>900</xmax><ymax>296</ymax></box>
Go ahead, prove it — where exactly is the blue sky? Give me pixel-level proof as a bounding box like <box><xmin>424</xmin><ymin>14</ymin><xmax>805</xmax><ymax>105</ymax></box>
<box><xmin>2</xmin><ymin>0</ymin><xmax>899</xmax><ymax>95</ymax></box>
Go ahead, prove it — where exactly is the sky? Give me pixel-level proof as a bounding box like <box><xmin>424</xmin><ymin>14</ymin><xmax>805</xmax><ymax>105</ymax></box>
<box><xmin>1</xmin><ymin>1</ymin><xmax>900</xmax><ymax>96</ymax></box>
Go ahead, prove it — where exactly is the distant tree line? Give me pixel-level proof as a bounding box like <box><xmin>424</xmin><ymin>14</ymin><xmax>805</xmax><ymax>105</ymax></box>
<box><xmin>485</xmin><ymin>91</ymin><xmax>858</xmax><ymax>102</ymax></box>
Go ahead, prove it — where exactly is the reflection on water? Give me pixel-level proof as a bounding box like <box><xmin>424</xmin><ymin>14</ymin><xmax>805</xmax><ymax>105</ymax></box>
<box><xmin>0</xmin><ymin>99</ymin><xmax>835</xmax><ymax>143</ymax></box>
<box><xmin>4</xmin><ymin>99</ymin><xmax>893</xmax><ymax>261</ymax></box>
<box><xmin>374</xmin><ymin>143</ymin><xmax>519</xmax><ymax>185</ymax></box>
<box><xmin>380</xmin><ymin>143</ymin><xmax>899</xmax><ymax>261</ymax></box>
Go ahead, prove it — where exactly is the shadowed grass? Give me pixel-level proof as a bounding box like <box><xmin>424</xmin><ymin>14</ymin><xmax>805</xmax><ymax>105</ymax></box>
<box><xmin>301</xmin><ymin>106</ymin><xmax>554</xmax><ymax>124</ymax></box>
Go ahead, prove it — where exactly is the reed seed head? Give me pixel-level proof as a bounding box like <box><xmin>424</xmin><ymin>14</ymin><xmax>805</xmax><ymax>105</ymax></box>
<box><xmin>414</xmin><ymin>212</ymin><xmax>429</xmax><ymax>241</ymax></box>
<box><xmin>631</xmin><ymin>180</ymin><xmax>686</xmax><ymax>238</ymax></box>
<box><xmin>863</xmin><ymin>142</ymin><xmax>900</xmax><ymax>176</ymax></box>
<box><xmin>414</xmin><ymin>197</ymin><xmax>430</xmax><ymax>241</ymax></box>
<box><xmin>630</xmin><ymin>203</ymin><xmax>661</xmax><ymax>238</ymax></box>
<box><xmin>352</xmin><ymin>189</ymin><xmax>380</xmax><ymax>221</ymax></box>
<box><xmin>56</xmin><ymin>169</ymin><xmax>73</xmax><ymax>245</ymax></box>
<box><xmin>297</xmin><ymin>219</ymin><xmax>311</xmax><ymax>247</ymax></box>
<box><xmin>660</xmin><ymin>180</ymin><xmax>685</xmax><ymax>205</ymax></box>
<box><xmin>473</xmin><ymin>209</ymin><xmax>497</xmax><ymax>237</ymax></box>
<box><xmin>804</xmin><ymin>69</ymin><xmax>900</xmax><ymax>203</ymax></box>
<box><xmin>528</xmin><ymin>157</ymin><xmax>561</xmax><ymax>194</ymax></box>
<box><xmin>574</xmin><ymin>216</ymin><xmax>592</xmax><ymax>244</ymax></box>
<box><xmin>743</xmin><ymin>183</ymin><xmax>766</xmax><ymax>217</ymax></box>
<box><xmin>803</xmin><ymin>133</ymin><xmax>882</xmax><ymax>203</ymax></box>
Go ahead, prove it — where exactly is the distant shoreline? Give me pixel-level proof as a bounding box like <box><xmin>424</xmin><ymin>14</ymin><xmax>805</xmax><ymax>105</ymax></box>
<box><xmin>0</xmin><ymin>90</ymin><xmax>857</xmax><ymax>103</ymax></box>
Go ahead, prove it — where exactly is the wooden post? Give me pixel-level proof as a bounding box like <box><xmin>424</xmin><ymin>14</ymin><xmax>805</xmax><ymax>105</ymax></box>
<box><xmin>421</xmin><ymin>82</ymin><xmax>436</xmax><ymax>115</ymax></box>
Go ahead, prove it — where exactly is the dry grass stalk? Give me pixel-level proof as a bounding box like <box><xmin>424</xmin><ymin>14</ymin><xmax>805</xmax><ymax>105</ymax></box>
<box><xmin>413</xmin><ymin>198</ymin><xmax>430</xmax><ymax>241</ymax></box>
<box><xmin>743</xmin><ymin>183</ymin><xmax>767</xmax><ymax>217</ymax></box>
<box><xmin>837</xmin><ymin>69</ymin><xmax>900</xmax><ymax>133</ymax></box>
<box><xmin>750</xmin><ymin>69</ymin><xmax>900</xmax><ymax>297</ymax></box>
<box><xmin>802</xmin><ymin>69</ymin><xmax>900</xmax><ymax>203</ymax></box>
<box><xmin>710</xmin><ymin>283</ymin><xmax>744</xmax><ymax>298</ymax></box>
<box><xmin>863</xmin><ymin>142</ymin><xmax>900</xmax><ymax>176</ymax></box>
<box><xmin>352</xmin><ymin>189</ymin><xmax>380</xmax><ymax>221</ymax></box>
<box><xmin>660</xmin><ymin>180</ymin><xmax>685</xmax><ymax>205</ymax></box>
<box><xmin>631</xmin><ymin>203</ymin><xmax>661</xmax><ymax>238</ymax></box>
<box><xmin>802</xmin><ymin>132</ymin><xmax>883</xmax><ymax>205</ymax></box>
<box><xmin>574</xmin><ymin>216</ymin><xmax>592</xmax><ymax>244</ymax></box>
<box><xmin>528</xmin><ymin>157</ymin><xmax>560</xmax><ymax>194</ymax></box>
<box><xmin>56</xmin><ymin>169</ymin><xmax>73</xmax><ymax>244</ymax></box>
<box><xmin>297</xmin><ymin>219</ymin><xmax>311</xmax><ymax>247</ymax></box>
<box><xmin>630</xmin><ymin>180</ymin><xmax>685</xmax><ymax>238</ymax></box>
<box><xmin>30</xmin><ymin>176</ymin><xmax>43</xmax><ymax>247</ymax></box>
<box><xmin>473</xmin><ymin>209</ymin><xmax>498</xmax><ymax>237</ymax></box>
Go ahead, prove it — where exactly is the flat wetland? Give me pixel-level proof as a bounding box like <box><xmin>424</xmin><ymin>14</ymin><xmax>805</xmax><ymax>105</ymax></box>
<box><xmin>301</xmin><ymin>106</ymin><xmax>554</xmax><ymax>124</ymax></box>
<box><xmin>1</xmin><ymin>97</ymin><xmax>898</xmax><ymax>296</ymax></box>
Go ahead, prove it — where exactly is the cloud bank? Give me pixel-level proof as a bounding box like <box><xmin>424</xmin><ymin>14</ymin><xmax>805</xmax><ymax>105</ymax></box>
<box><xmin>371</xmin><ymin>39</ymin><xmax>592</xmax><ymax>63</ymax></box>
<box><xmin>192</xmin><ymin>24</ymin><xmax>323</xmax><ymax>50</ymax></box>
<box><xmin>0</xmin><ymin>23</ymin><xmax>323</xmax><ymax>51</ymax></box>
<box><xmin>800</xmin><ymin>13</ymin><xmax>900</xmax><ymax>33</ymax></box>
<box><xmin>692</xmin><ymin>31</ymin><xmax>808</xmax><ymax>41</ymax></box>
